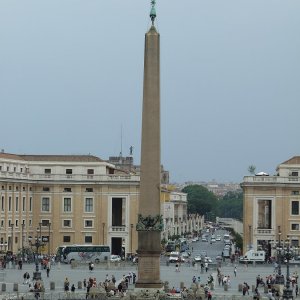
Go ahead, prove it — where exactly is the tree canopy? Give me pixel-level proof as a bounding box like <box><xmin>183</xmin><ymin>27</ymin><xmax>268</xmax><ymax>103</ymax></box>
<box><xmin>216</xmin><ymin>191</ymin><xmax>243</xmax><ymax>220</ymax></box>
<box><xmin>182</xmin><ymin>184</ymin><xmax>218</xmax><ymax>216</ymax></box>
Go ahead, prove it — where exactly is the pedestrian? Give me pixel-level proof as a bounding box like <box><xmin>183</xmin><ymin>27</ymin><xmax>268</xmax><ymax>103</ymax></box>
<box><xmin>207</xmin><ymin>291</ymin><xmax>212</xmax><ymax>300</ymax></box>
<box><xmin>83</xmin><ymin>278</ymin><xmax>87</xmax><ymax>289</ymax></box>
<box><xmin>175</xmin><ymin>263</ymin><xmax>179</xmax><ymax>272</ymax></box>
<box><xmin>296</xmin><ymin>284</ymin><xmax>299</xmax><ymax>297</ymax></box>
<box><xmin>71</xmin><ymin>284</ymin><xmax>75</xmax><ymax>293</ymax></box>
<box><xmin>234</xmin><ymin>266</ymin><xmax>237</xmax><ymax>277</ymax></box>
<box><xmin>205</xmin><ymin>262</ymin><xmax>208</xmax><ymax>273</ymax></box>
<box><xmin>46</xmin><ymin>262</ymin><xmax>50</xmax><ymax>277</ymax></box>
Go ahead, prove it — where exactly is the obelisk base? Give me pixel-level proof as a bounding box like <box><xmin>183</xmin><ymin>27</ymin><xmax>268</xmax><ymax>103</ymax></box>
<box><xmin>135</xmin><ymin>251</ymin><xmax>163</xmax><ymax>289</ymax></box>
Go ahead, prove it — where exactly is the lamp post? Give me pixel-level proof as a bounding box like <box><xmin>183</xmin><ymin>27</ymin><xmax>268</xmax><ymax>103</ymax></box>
<box><xmin>275</xmin><ymin>227</ymin><xmax>284</xmax><ymax>284</ymax></box>
<box><xmin>282</xmin><ymin>237</ymin><xmax>293</xmax><ymax>299</ymax></box>
<box><xmin>48</xmin><ymin>223</ymin><xmax>51</xmax><ymax>256</ymax></box>
<box><xmin>38</xmin><ymin>222</ymin><xmax>42</xmax><ymax>256</ymax></box>
<box><xmin>21</xmin><ymin>222</ymin><xmax>25</xmax><ymax>261</ymax></box>
<box><xmin>28</xmin><ymin>235</ymin><xmax>43</xmax><ymax>280</ymax></box>
<box><xmin>130</xmin><ymin>224</ymin><xmax>133</xmax><ymax>254</ymax></box>
<box><xmin>102</xmin><ymin>223</ymin><xmax>105</xmax><ymax>244</ymax></box>
<box><xmin>248</xmin><ymin>225</ymin><xmax>252</xmax><ymax>250</ymax></box>
<box><xmin>10</xmin><ymin>223</ymin><xmax>14</xmax><ymax>253</ymax></box>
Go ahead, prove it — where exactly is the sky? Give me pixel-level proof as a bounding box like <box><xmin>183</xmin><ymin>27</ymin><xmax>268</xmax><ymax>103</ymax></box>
<box><xmin>0</xmin><ymin>1</ymin><xmax>300</xmax><ymax>184</ymax></box>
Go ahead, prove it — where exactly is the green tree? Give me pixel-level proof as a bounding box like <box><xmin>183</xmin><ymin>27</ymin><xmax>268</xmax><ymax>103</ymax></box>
<box><xmin>216</xmin><ymin>191</ymin><xmax>243</xmax><ymax>221</ymax></box>
<box><xmin>248</xmin><ymin>165</ymin><xmax>256</xmax><ymax>175</ymax></box>
<box><xmin>182</xmin><ymin>185</ymin><xmax>218</xmax><ymax>216</ymax></box>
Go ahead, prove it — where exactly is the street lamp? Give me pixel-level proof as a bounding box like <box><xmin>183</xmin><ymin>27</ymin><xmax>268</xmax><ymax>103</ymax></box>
<box><xmin>21</xmin><ymin>222</ymin><xmax>25</xmax><ymax>261</ymax></box>
<box><xmin>275</xmin><ymin>227</ymin><xmax>284</xmax><ymax>284</ymax></box>
<box><xmin>102</xmin><ymin>223</ymin><xmax>105</xmax><ymax>244</ymax></box>
<box><xmin>248</xmin><ymin>225</ymin><xmax>252</xmax><ymax>250</ymax></box>
<box><xmin>282</xmin><ymin>237</ymin><xmax>293</xmax><ymax>299</ymax></box>
<box><xmin>28</xmin><ymin>235</ymin><xmax>43</xmax><ymax>280</ymax></box>
<box><xmin>130</xmin><ymin>224</ymin><xmax>133</xmax><ymax>254</ymax></box>
<box><xmin>10</xmin><ymin>223</ymin><xmax>14</xmax><ymax>253</ymax></box>
<box><xmin>48</xmin><ymin>223</ymin><xmax>51</xmax><ymax>256</ymax></box>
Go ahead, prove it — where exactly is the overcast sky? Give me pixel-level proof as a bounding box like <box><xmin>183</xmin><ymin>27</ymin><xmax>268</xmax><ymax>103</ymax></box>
<box><xmin>1</xmin><ymin>1</ymin><xmax>299</xmax><ymax>184</ymax></box>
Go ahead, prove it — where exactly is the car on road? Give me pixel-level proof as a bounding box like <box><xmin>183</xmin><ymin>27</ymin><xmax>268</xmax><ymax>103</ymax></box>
<box><xmin>181</xmin><ymin>252</ymin><xmax>190</xmax><ymax>259</ymax></box>
<box><xmin>193</xmin><ymin>255</ymin><xmax>201</xmax><ymax>262</ymax></box>
<box><xmin>204</xmin><ymin>256</ymin><xmax>213</xmax><ymax>263</ymax></box>
<box><xmin>216</xmin><ymin>235</ymin><xmax>221</xmax><ymax>241</ymax></box>
<box><xmin>201</xmin><ymin>236</ymin><xmax>208</xmax><ymax>242</ymax></box>
<box><xmin>211</xmin><ymin>238</ymin><xmax>216</xmax><ymax>243</ymax></box>
<box><xmin>169</xmin><ymin>251</ymin><xmax>180</xmax><ymax>263</ymax></box>
<box><xmin>110</xmin><ymin>255</ymin><xmax>121</xmax><ymax>262</ymax></box>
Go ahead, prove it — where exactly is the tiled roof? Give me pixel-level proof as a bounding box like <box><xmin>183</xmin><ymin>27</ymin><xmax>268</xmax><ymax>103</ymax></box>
<box><xmin>281</xmin><ymin>156</ymin><xmax>300</xmax><ymax>165</ymax></box>
<box><xmin>0</xmin><ymin>153</ymin><xmax>25</xmax><ymax>161</ymax></box>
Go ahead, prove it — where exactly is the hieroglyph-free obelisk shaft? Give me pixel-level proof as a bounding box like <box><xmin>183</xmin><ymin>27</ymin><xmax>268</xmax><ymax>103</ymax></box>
<box><xmin>135</xmin><ymin>2</ymin><xmax>163</xmax><ymax>289</ymax></box>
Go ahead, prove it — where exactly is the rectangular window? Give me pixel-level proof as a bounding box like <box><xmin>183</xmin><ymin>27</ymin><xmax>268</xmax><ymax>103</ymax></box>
<box><xmin>15</xmin><ymin>220</ymin><xmax>18</xmax><ymax>227</ymax></box>
<box><xmin>63</xmin><ymin>220</ymin><xmax>72</xmax><ymax>227</ymax></box>
<box><xmin>22</xmin><ymin>197</ymin><xmax>26</xmax><ymax>212</ymax></box>
<box><xmin>63</xmin><ymin>198</ymin><xmax>71</xmax><ymax>212</ymax></box>
<box><xmin>29</xmin><ymin>219</ymin><xmax>32</xmax><ymax>226</ymax></box>
<box><xmin>29</xmin><ymin>197</ymin><xmax>32</xmax><ymax>211</ymax></box>
<box><xmin>85</xmin><ymin>220</ymin><xmax>93</xmax><ymax>227</ymax></box>
<box><xmin>43</xmin><ymin>187</ymin><xmax>50</xmax><ymax>192</ymax></box>
<box><xmin>86</xmin><ymin>188</ymin><xmax>93</xmax><ymax>192</ymax></box>
<box><xmin>20</xmin><ymin>168</ymin><xmax>23</xmax><ymax>173</ymax></box>
<box><xmin>291</xmin><ymin>224</ymin><xmax>300</xmax><ymax>231</ymax></box>
<box><xmin>15</xmin><ymin>197</ymin><xmax>19</xmax><ymax>212</ymax></box>
<box><xmin>41</xmin><ymin>220</ymin><xmax>50</xmax><ymax>226</ymax></box>
<box><xmin>66</xmin><ymin>169</ymin><xmax>72</xmax><ymax>175</ymax></box>
<box><xmin>291</xmin><ymin>171</ymin><xmax>299</xmax><ymax>177</ymax></box>
<box><xmin>44</xmin><ymin>169</ymin><xmax>51</xmax><ymax>174</ymax></box>
<box><xmin>0</xmin><ymin>220</ymin><xmax>3</xmax><ymax>227</ymax></box>
<box><xmin>63</xmin><ymin>188</ymin><xmax>72</xmax><ymax>192</ymax></box>
<box><xmin>87</xmin><ymin>169</ymin><xmax>94</xmax><ymax>175</ymax></box>
<box><xmin>1</xmin><ymin>196</ymin><xmax>4</xmax><ymax>211</ymax></box>
<box><xmin>8</xmin><ymin>197</ymin><xmax>12</xmax><ymax>211</ymax></box>
<box><xmin>85</xmin><ymin>198</ymin><xmax>93</xmax><ymax>212</ymax></box>
<box><xmin>292</xmin><ymin>191</ymin><xmax>300</xmax><ymax>195</ymax></box>
<box><xmin>22</xmin><ymin>187</ymin><xmax>25</xmax><ymax>191</ymax></box>
<box><xmin>63</xmin><ymin>236</ymin><xmax>71</xmax><ymax>243</ymax></box>
<box><xmin>85</xmin><ymin>236</ymin><xmax>92</xmax><ymax>243</ymax></box>
<box><xmin>41</xmin><ymin>197</ymin><xmax>50</xmax><ymax>212</ymax></box>
<box><xmin>292</xmin><ymin>201</ymin><xmax>299</xmax><ymax>215</ymax></box>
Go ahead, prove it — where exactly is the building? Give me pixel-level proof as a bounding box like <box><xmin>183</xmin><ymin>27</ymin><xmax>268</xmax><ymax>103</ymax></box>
<box><xmin>0</xmin><ymin>152</ymin><xmax>139</xmax><ymax>257</ymax></box>
<box><xmin>241</xmin><ymin>156</ymin><xmax>300</xmax><ymax>257</ymax></box>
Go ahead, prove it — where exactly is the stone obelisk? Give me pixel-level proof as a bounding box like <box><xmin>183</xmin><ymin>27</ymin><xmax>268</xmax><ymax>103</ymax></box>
<box><xmin>135</xmin><ymin>0</ymin><xmax>163</xmax><ymax>289</ymax></box>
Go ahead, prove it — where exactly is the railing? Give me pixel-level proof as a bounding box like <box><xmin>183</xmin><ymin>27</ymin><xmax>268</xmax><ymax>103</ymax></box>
<box><xmin>255</xmin><ymin>228</ymin><xmax>274</xmax><ymax>235</ymax></box>
<box><xmin>0</xmin><ymin>171</ymin><xmax>140</xmax><ymax>182</ymax></box>
<box><xmin>243</xmin><ymin>176</ymin><xmax>300</xmax><ymax>184</ymax></box>
<box><xmin>110</xmin><ymin>226</ymin><xmax>127</xmax><ymax>232</ymax></box>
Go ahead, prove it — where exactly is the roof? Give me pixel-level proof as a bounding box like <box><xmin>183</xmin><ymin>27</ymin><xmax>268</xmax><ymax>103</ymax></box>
<box><xmin>280</xmin><ymin>156</ymin><xmax>300</xmax><ymax>165</ymax></box>
<box><xmin>0</xmin><ymin>153</ymin><xmax>25</xmax><ymax>161</ymax></box>
<box><xmin>0</xmin><ymin>153</ymin><xmax>103</xmax><ymax>162</ymax></box>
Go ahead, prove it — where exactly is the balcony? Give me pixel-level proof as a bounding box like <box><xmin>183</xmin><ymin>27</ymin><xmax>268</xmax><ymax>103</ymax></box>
<box><xmin>243</xmin><ymin>176</ymin><xmax>300</xmax><ymax>184</ymax></box>
<box><xmin>254</xmin><ymin>228</ymin><xmax>275</xmax><ymax>235</ymax></box>
<box><xmin>110</xmin><ymin>226</ymin><xmax>127</xmax><ymax>232</ymax></box>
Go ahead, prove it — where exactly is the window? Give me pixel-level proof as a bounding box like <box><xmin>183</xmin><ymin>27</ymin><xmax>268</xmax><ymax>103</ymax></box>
<box><xmin>44</xmin><ymin>169</ymin><xmax>51</xmax><ymax>174</ymax></box>
<box><xmin>85</xmin><ymin>198</ymin><xmax>93</xmax><ymax>212</ymax></box>
<box><xmin>86</xmin><ymin>188</ymin><xmax>93</xmax><ymax>192</ymax></box>
<box><xmin>15</xmin><ymin>197</ymin><xmax>18</xmax><ymax>211</ymax></box>
<box><xmin>85</xmin><ymin>236</ymin><xmax>92</xmax><ymax>243</ymax></box>
<box><xmin>22</xmin><ymin>197</ymin><xmax>26</xmax><ymax>212</ymax></box>
<box><xmin>29</xmin><ymin>197</ymin><xmax>32</xmax><ymax>211</ymax></box>
<box><xmin>22</xmin><ymin>187</ymin><xmax>26</xmax><ymax>191</ymax></box>
<box><xmin>1</xmin><ymin>196</ymin><xmax>4</xmax><ymax>211</ymax></box>
<box><xmin>63</xmin><ymin>188</ymin><xmax>72</xmax><ymax>192</ymax></box>
<box><xmin>8</xmin><ymin>197</ymin><xmax>12</xmax><ymax>211</ymax></box>
<box><xmin>43</xmin><ymin>187</ymin><xmax>50</xmax><ymax>192</ymax></box>
<box><xmin>87</xmin><ymin>169</ymin><xmax>94</xmax><ymax>175</ymax></box>
<box><xmin>292</xmin><ymin>191</ymin><xmax>300</xmax><ymax>195</ymax></box>
<box><xmin>41</xmin><ymin>220</ymin><xmax>50</xmax><ymax>226</ymax></box>
<box><xmin>291</xmin><ymin>171</ymin><xmax>299</xmax><ymax>177</ymax></box>
<box><xmin>0</xmin><ymin>220</ymin><xmax>3</xmax><ymax>227</ymax></box>
<box><xmin>291</xmin><ymin>224</ymin><xmax>300</xmax><ymax>231</ymax></box>
<box><xmin>15</xmin><ymin>237</ymin><xmax>18</xmax><ymax>243</ymax></box>
<box><xmin>7</xmin><ymin>167</ymin><xmax>9</xmax><ymax>172</ymax></box>
<box><xmin>29</xmin><ymin>187</ymin><xmax>32</xmax><ymax>191</ymax></box>
<box><xmin>20</xmin><ymin>168</ymin><xmax>23</xmax><ymax>173</ymax></box>
<box><xmin>66</xmin><ymin>169</ymin><xmax>72</xmax><ymax>175</ymax></box>
<box><xmin>292</xmin><ymin>201</ymin><xmax>299</xmax><ymax>215</ymax></box>
<box><xmin>85</xmin><ymin>220</ymin><xmax>93</xmax><ymax>227</ymax></box>
<box><xmin>63</xmin><ymin>198</ymin><xmax>72</xmax><ymax>212</ymax></box>
<box><xmin>63</xmin><ymin>220</ymin><xmax>72</xmax><ymax>227</ymax></box>
<box><xmin>63</xmin><ymin>236</ymin><xmax>71</xmax><ymax>243</ymax></box>
<box><xmin>16</xmin><ymin>186</ymin><xmax>18</xmax><ymax>191</ymax></box>
<box><xmin>15</xmin><ymin>220</ymin><xmax>18</xmax><ymax>227</ymax></box>
<box><xmin>9</xmin><ymin>186</ymin><xmax>11</xmax><ymax>190</ymax></box>
<box><xmin>41</xmin><ymin>197</ymin><xmax>50</xmax><ymax>212</ymax></box>
<box><xmin>14</xmin><ymin>167</ymin><xmax>16</xmax><ymax>172</ymax></box>
<box><xmin>1</xmin><ymin>186</ymin><xmax>4</xmax><ymax>190</ymax></box>
<box><xmin>29</xmin><ymin>219</ymin><xmax>32</xmax><ymax>226</ymax></box>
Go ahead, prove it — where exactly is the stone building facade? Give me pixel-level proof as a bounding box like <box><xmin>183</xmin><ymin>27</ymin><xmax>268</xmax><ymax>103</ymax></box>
<box><xmin>241</xmin><ymin>156</ymin><xmax>300</xmax><ymax>257</ymax></box>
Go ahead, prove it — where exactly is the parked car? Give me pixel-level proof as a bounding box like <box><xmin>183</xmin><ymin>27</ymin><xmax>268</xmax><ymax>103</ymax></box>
<box><xmin>193</xmin><ymin>255</ymin><xmax>201</xmax><ymax>262</ymax></box>
<box><xmin>216</xmin><ymin>235</ymin><xmax>221</xmax><ymax>241</ymax></box>
<box><xmin>110</xmin><ymin>255</ymin><xmax>121</xmax><ymax>262</ymax></box>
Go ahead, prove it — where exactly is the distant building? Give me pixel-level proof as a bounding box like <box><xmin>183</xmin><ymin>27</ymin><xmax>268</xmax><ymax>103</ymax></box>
<box><xmin>241</xmin><ymin>156</ymin><xmax>300</xmax><ymax>257</ymax></box>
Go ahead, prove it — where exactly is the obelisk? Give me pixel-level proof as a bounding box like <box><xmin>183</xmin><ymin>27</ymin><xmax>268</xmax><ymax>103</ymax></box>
<box><xmin>135</xmin><ymin>0</ymin><xmax>163</xmax><ymax>289</ymax></box>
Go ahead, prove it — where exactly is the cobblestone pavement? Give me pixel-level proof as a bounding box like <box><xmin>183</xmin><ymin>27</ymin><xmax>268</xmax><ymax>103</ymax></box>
<box><xmin>0</xmin><ymin>261</ymin><xmax>299</xmax><ymax>298</ymax></box>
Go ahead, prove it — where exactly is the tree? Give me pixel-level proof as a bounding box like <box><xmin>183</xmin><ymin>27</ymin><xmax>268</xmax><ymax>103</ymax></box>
<box><xmin>182</xmin><ymin>185</ymin><xmax>218</xmax><ymax>216</ymax></box>
<box><xmin>216</xmin><ymin>191</ymin><xmax>243</xmax><ymax>221</ymax></box>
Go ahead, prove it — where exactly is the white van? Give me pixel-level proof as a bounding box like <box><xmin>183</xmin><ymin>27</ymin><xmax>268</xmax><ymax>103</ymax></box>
<box><xmin>240</xmin><ymin>250</ymin><xmax>265</xmax><ymax>263</ymax></box>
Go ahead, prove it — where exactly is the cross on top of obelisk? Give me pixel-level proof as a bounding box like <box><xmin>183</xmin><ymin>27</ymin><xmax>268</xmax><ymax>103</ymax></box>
<box><xmin>150</xmin><ymin>0</ymin><xmax>156</xmax><ymax>25</ymax></box>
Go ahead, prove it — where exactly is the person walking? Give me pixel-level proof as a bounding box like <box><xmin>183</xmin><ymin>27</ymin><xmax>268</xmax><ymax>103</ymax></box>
<box><xmin>175</xmin><ymin>263</ymin><xmax>180</xmax><ymax>272</ymax></box>
<box><xmin>234</xmin><ymin>266</ymin><xmax>237</xmax><ymax>277</ymax></box>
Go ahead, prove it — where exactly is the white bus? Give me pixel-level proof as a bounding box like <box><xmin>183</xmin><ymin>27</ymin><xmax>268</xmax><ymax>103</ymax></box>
<box><xmin>61</xmin><ymin>245</ymin><xmax>111</xmax><ymax>264</ymax></box>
